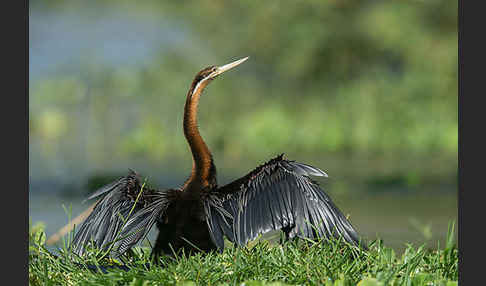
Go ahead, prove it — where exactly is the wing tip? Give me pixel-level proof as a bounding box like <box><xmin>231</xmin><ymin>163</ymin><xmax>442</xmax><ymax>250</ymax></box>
<box><xmin>283</xmin><ymin>160</ymin><xmax>328</xmax><ymax>177</ymax></box>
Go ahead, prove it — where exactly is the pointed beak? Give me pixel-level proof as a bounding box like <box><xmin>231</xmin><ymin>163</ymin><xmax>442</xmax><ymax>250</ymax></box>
<box><xmin>210</xmin><ymin>56</ymin><xmax>249</xmax><ymax>78</ymax></box>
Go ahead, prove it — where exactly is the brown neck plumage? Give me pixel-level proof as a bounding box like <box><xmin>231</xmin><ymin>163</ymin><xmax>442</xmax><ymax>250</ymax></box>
<box><xmin>183</xmin><ymin>79</ymin><xmax>215</xmax><ymax>189</ymax></box>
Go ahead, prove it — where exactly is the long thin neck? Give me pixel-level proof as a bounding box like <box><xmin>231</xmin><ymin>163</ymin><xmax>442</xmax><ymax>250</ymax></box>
<box><xmin>183</xmin><ymin>81</ymin><xmax>215</xmax><ymax>188</ymax></box>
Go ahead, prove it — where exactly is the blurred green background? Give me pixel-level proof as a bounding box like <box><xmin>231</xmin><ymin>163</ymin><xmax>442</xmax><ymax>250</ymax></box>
<box><xmin>29</xmin><ymin>0</ymin><xmax>457</xmax><ymax>253</ymax></box>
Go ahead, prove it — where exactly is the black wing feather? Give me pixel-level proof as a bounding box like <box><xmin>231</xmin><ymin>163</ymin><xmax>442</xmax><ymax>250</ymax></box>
<box><xmin>205</xmin><ymin>154</ymin><xmax>365</xmax><ymax>249</ymax></box>
<box><xmin>72</xmin><ymin>170</ymin><xmax>173</xmax><ymax>257</ymax></box>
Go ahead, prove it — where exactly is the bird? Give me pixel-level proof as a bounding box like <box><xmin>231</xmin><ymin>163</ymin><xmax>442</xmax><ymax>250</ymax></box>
<box><xmin>72</xmin><ymin>57</ymin><xmax>366</xmax><ymax>261</ymax></box>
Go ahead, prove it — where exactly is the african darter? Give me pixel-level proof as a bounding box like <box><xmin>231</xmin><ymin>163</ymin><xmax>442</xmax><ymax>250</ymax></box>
<box><xmin>72</xmin><ymin>57</ymin><xmax>366</xmax><ymax>260</ymax></box>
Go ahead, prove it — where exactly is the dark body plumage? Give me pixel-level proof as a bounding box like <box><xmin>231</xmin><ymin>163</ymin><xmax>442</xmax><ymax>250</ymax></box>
<box><xmin>72</xmin><ymin>57</ymin><xmax>366</xmax><ymax>260</ymax></box>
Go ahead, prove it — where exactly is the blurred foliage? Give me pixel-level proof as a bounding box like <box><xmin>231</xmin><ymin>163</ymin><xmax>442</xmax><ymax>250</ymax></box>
<box><xmin>29</xmin><ymin>1</ymin><xmax>457</xmax><ymax>192</ymax></box>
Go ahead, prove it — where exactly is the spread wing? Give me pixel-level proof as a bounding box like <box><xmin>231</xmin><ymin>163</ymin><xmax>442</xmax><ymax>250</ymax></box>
<box><xmin>205</xmin><ymin>154</ymin><xmax>365</xmax><ymax>250</ymax></box>
<box><xmin>72</xmin><ymin>170</ymin><xmax>174</xmax><ymax>257</ymax></box>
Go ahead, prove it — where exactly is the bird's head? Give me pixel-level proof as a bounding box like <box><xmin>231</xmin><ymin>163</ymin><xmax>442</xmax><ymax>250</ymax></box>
<box><xmin>189</xmin><ymin>56</ymin><xmax>249</xmax><ymax>99</ymax></box>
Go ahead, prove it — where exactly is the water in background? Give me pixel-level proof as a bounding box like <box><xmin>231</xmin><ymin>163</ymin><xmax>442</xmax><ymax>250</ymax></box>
<box><xmin>30</xmin><ymin>185</ymin><xmax>456</xmax><ymax>255</ymax></box>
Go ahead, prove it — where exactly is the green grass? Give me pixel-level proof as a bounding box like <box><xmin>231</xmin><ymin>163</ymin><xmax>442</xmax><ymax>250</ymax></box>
<box><xmin>29</xmin><ymin>221</ymin><xmax>457</xmax><ymax>286</ymax></box>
